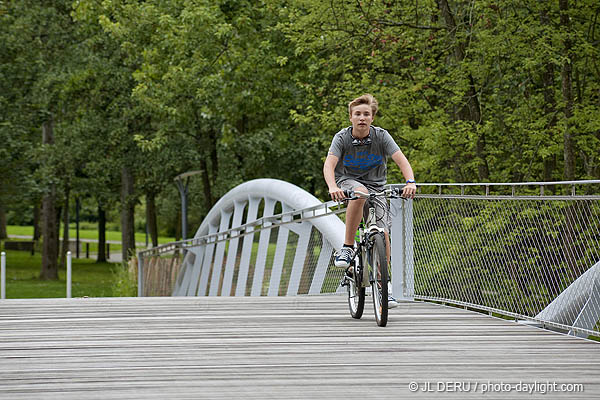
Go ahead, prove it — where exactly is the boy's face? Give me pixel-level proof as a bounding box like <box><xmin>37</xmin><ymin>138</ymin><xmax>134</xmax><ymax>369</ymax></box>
<box><xmin>349</xmin><ymin>104</ymin><xmax>373</xmax><ymax>135</ymax></box>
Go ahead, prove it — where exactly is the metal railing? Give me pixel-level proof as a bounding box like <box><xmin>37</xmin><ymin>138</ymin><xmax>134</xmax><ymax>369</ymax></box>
<box><xmin>138</xmin><ymin>180</ymin><xmax>600</xmax><ymax>338</ymax></box>
<box><xmin>137</xmin><ymin>199</ymin><xmax>353</xmax><ymax>298</ymax></box>
<box><xmin>398</xmin><ymin>180</ymin><xmax>600</xmax><ymax>338</ymax></box>
<box><xmin>1</xmin><ymin>251</ymin><xmax>74</xmax><ymax>299</ymax></box>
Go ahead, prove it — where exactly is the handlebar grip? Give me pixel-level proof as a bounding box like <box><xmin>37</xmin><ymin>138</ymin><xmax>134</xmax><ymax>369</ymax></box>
<box><xmin>343</xmin><ymin>189</ymin><xmax>353</xmax><ymax>198</ymax></box>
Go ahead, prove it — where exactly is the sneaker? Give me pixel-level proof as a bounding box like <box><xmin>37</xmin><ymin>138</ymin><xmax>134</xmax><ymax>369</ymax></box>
<box><xmin>388</xmin><ymin>295</ymin><xmax>399</xmax><ymax>308</ymax></box>
<box><xmin>334</xmin><ymin>247</ymin><xmax>355</xmax><ymax>268</ymax></box>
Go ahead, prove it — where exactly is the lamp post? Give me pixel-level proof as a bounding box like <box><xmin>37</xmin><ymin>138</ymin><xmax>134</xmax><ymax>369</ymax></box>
<box><xmin>174</xmin><ymin>171</ymin><xmax>202</xmax><ymax>241</ymax></box>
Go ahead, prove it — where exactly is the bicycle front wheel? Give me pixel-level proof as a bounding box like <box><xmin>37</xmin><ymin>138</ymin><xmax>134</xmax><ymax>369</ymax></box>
<box><xmin>347</xmin><ymin>262</ymin><xmax>365</xmax><ymax>319</ymax></box>
<box><xmin>368</xmin><ymin>233</ymin><xmax>388</xmax><ymax>327</ymax></box>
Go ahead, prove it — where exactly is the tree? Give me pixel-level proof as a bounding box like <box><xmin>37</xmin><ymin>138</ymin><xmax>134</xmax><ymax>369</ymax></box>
<box><xmin>0</xmin><ymin>2</ymin><xmax>40</xmax><ymax>241</ymax></box>
<box><xmin>4</xmin><ymin>0</ymin><xmax>600</xmax><ymax>267</ymax></box>
<box><xmin>85</xmin><ymin>0</ymin><xmax>307</xmax><ymax>215</ymax></box>
<box><xmin>1</xmin><ymin>1</ymin><xmax>77</xmax><ymax>279</ymax></box>
<box><xmin>560</xmin><ymin>0</ymin><xmax>575</xmax><ymax>180</ymax></box>
<box><xmin>40</xmin><ymin>117</ymin><xmax>59</xmax><ymax>279</ymax></box>
<box><xmin>275</xmin><ymin>0</ymin><xmax>600</xmax><ymax>186</ymax></box>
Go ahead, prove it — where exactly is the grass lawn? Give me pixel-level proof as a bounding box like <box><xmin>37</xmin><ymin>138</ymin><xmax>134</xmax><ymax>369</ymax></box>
<box><xmin>7</xmin><ymin>225</ymin><xmax>176</xmax><ymax>245</ymax></box>
<box><xmin>1</xmin><ymin>249</ymin><xmax>119</xmax><ymax>298</ymax></box>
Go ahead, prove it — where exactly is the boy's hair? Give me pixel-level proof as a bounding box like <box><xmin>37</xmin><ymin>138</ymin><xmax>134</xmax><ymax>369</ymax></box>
<box><xmin>348</xmin><ymin>94</ymin><xmax>378</xmax><ymax>116</ymax></box>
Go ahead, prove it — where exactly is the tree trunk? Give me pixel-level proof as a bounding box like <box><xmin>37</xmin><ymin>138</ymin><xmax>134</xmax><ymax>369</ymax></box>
<box><xmin>55</xmin><ymin>205</ymin><xmax>61</xmax><ymax>264</ymax></box>
<box><xmin>200</xmin><ymin>158</ymin><xmax>214</xmax><ymax>211</ymax></box>
<box><xmin>120</xmin><ymin>165</ymin><xmax>136</xmax><ymax>262</ymax></box>
<box><xmin>542</xmin><ymin>59</ymin><xmax>557</xmax><ymax>181</ymax></box>
<box><xmin>0</xmin><ymin>203</ymin><xmax>7</xmax><ymax>240</ymax></box>
<box><xmin>560</xmin><ymin>0</ymin><xmax>576</xmax><ymax>180</ymax></box>
<box><xmin>469</xmin><ymin>77</ymin><xmax>489</xmax><ymax>181</ymax></box>
<box><xmin>59</xmin><ymin>188</ymin><xmax>70</xmax><ymax>268</ymax></box>
<box><xmin>210</xmin><ymin>129</ymin><xmax>219</xmax><ymax>188</ymax></box>
<box><xmin>97</xmin><ymin>204</ymin><xmax>107</xmax><ymax>263</ymax></box>
<box><xmin>40</xmin><ymin>117</ymin><xmax>59</xmax><ymax>280</ymax></box>
<box><xmin>33</xmin><ymin>200</ymin><xmax>41</xmax><ymax>241</ymax></box>
<box><xmin>437</xmin><ymin>0</ymin><xmax>489</xmax><ymax>180</ymax></box>
<box><xmin>146</xmin><ymin>191</ymin><xmax>158</xmax><ymax>247</ymax></box>
<box><xmin>41</xmin><ymin>188</ymin><xmax>59</xmax><ymax>280</ymax></box>
<box><xmin>540</xmin><ymin>8</ymin><xmax>558</xmax><ymax>182</ymax></box>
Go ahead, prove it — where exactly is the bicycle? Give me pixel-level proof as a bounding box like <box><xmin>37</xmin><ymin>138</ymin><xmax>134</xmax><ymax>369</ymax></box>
<box><xmin>339</xmin><ymin>187</ymin><xmax>404</xmax><ymax>327</ymax></box>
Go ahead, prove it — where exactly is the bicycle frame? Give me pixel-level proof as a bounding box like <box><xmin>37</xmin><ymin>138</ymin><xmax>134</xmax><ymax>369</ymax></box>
<box><xmin>341</xmin><ymin>187</ymin><xmax>405</xmax><ymax>327</ymax></box>
<box><xmin>353</xmin><ymin>189</ymin><xmax>399</xmax><ymax>287</ymax></box>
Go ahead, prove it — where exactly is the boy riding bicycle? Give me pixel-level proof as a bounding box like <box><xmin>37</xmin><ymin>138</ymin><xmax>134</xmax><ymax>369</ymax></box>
<box><xmin>323</xmin><ymin>94</ymin><xmax>416</xmax><ymax>307</ymax></box>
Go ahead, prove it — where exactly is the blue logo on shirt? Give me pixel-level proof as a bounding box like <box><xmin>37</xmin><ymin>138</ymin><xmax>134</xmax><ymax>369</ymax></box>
<box><xmin>343</xmin><ymin>152</ymin><xmax>383</xmax><ymax>171</ymax></box>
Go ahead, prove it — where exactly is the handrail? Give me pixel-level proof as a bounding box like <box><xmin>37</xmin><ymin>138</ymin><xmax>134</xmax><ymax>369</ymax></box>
<box><xmin>392</xmin><ymin>179</ymin><xmax>600</xmax><ymax>198</ymax></box>
<box><xmin>138</xmin><ymin>199</ymin><xmax>348</xmax><ymax>258</ymax></box>
<box><xmin>415</xmin><ymin>180</ymin><xmax>600</xmax><ymax>186</ymax></box>
<box><xmin>143</xmin><ymin>180</ymin><xmax>600</xmax><ymax>257</ymax></box>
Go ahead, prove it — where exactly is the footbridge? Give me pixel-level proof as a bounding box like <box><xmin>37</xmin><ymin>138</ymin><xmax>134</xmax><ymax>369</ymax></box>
<box><xmin>1</xmin><ymin>179</ymin><xmax>600</xmax><ymax>398</ymax></box>
<box><xmin>139</xmin><ymin>179</ymin><xmax>600</xmax><ymax>339</ymax></box>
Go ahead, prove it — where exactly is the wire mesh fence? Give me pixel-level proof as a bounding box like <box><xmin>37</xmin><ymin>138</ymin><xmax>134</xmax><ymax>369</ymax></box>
<box><xmin>413</xmin><ymin>182</ymin><xmax>600</xmax><ymax>338</ymax></box>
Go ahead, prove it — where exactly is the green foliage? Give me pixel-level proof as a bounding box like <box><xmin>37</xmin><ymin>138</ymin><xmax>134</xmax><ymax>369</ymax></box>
<box><xmin>111</xmin><ymin>262</ymin><xmax>137</xmax><ymax>297</ymax></box>
<box><xmin>6</xmin><ymin>225</ymin><xmax>174</xmax><ymax>245</ymax></box>
<box><xmin>0</xmin><ymin>249</ymin><xmax>115</xmax><ymax>298</ymax></box>
<box><xmin>276</xmin><ymin>0</ymin><xmax>600</xmax><ymax>183</ymax></box>
<box><xmin>2</xmin><ymin>0</ymin><xmax>600</xmax><ymax>248</ymax></box>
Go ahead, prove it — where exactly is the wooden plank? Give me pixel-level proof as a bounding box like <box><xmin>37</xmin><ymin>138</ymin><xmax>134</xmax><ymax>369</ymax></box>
<box><xmin>0</xmin><ymin>296</ymin><xmax>598</xmax><ymax>399</ymax></box>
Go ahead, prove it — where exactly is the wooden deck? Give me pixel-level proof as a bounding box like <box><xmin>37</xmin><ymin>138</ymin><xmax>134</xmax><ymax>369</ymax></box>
<box><xmin>0</xmin><ymin>296</ymin><xmax>598</xmax><ymax>399</ymax></box>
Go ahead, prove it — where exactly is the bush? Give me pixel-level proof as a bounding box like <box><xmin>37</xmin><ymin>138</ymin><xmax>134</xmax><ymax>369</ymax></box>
<box><xmin>112</xmin><ymin>259</ymin><xmax>138</xmax><ymax>297</ymax></box>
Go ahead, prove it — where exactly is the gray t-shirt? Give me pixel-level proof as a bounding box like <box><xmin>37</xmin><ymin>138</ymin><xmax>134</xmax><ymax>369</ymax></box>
<box><xmin>328</xmin><ymin>126</ymin><xmax>401</xmax><ymax>187</ymax></box>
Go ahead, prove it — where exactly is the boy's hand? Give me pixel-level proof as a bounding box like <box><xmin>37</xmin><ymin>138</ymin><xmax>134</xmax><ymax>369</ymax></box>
<box><xmin>402</xmin><ymin>183</ymin><xmax>416</xmax><ymax>199</ymax></box>
<box><xmin>329</xmin><ymin>186</ymin><xmax>346</xmax><ymax>202</ymax></box>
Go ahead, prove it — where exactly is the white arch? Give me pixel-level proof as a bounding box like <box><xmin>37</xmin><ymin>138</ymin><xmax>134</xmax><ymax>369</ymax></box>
<box><xmin>193</xmin><ymin>178</ymin><xmax>345</xmax><ymax>249</ymax></box>
<box><xmin>174</xmin><ymin>179</ymin><xmax>346</xmax><ymax>297</ymax></box>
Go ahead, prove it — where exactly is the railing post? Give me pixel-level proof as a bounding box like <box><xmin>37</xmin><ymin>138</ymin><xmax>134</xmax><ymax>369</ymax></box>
<box><xmin>137</xmin><ymin>252</ymin><xmax>144</xmax><ymax>297</ymax></box>
<box><xmin>66</xmin><ymin>251</ymin><xmax>72</xmax><ymax>298</ymax></box>
<box><xmin>1</xmin><ymin>252</ymin><xmax>6</xmax><ymax>299</ymax></box>
<box><xmin>390</xmin><ymin>197</ymin><xmax>414</xmax><ymax>301</ymax></box>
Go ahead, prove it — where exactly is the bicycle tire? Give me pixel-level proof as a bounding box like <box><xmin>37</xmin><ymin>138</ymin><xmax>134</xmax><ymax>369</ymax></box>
<box><xmin>347</xmin><ymin>259</ymin><xmax>365</xmax><ymax>319</ymax></box>
<box><xmin>368</xmin><ymin>233</ymin><xmax>388</xmax><ymax>327</ymax></box>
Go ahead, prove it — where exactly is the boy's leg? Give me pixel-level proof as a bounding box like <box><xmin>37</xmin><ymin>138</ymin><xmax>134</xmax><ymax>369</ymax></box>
<box><xmin>384</xmin><ymin>230</ymin><xmax>390</xmax><ymax>264</ymax></box>
<box><xmin>339</xmin><ymin>180</ymin><xmax>367</xmax><ymax>246</ymax></box>
<box><xmin>334</xmin><ymin>180</ymin><xmax>367</xmax><ymax>268</ymax></box>
<box><xmin>344</xmin><ymin>193</ymin><xmax>366</xmax><ymax>246</ymax></box>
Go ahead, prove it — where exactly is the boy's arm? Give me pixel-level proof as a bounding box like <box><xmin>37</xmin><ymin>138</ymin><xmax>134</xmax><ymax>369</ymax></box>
<box><xmin>323</xmin><ymin>154</ymin><xmax>345</xmax><ymax>201</ymax></box>
<box><xmin>391</xmin><ymin>150</ymin><xmax>417</xmax><ymax>198</ymax></box>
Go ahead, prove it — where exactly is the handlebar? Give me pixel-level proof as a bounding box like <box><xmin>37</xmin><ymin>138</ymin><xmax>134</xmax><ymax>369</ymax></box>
<box><xmin>342</xmin><ymin>188</ymin><xmax>406</xmax><ymax>201</ymax></box>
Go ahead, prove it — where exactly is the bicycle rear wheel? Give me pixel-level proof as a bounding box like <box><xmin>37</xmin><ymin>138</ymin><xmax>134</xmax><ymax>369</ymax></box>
<box><xmin>347</xmin><ymin>260</ymin><xmax>365</xmax><ymax>319</ymax></box>
<box><xmin>368</xmin><ymin>233</ymin><xmax>388</xmax><ymax>327</ymax></box>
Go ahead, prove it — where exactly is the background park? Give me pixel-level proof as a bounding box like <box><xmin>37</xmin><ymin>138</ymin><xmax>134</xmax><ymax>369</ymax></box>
<box><xmin>1</xmin><ymin>0</ymin><xmax>599</xmax><ymax>298</ymax></box>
